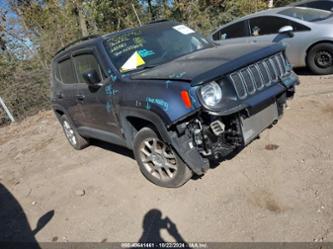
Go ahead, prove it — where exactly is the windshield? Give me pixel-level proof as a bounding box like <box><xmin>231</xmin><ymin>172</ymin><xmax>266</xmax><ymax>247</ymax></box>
<box><xmin>279</xmin><ymin>7</ymin><xmax>333</xmax><ymax>22</ymax></box>
<box><xmin>105</xmin><ymin>23</ymin><xmax>212</xmax><ymax>73</ymax></box>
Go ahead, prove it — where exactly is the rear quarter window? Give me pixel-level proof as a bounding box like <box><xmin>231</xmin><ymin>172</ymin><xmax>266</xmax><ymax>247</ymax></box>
<box><xmin>57</xmin><ymin>58</ymin><xmax>76</xmax><ymax>84</ymax></box>
<box><xmin>53</xmin><ymin>62</ymin><xmax>61</xmax><ymax>80</ymax></box>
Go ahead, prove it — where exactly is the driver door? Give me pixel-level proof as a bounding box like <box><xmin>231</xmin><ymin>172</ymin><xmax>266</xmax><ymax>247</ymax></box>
<box><xmin>72</xmin><ymin>49</ymin><xmax>120</xmax><ymax>135</ymax></box>
<box><xmin>247</xmin><ymin>16</ymin><xmax>311</xmax><ymax>64</ymax></box>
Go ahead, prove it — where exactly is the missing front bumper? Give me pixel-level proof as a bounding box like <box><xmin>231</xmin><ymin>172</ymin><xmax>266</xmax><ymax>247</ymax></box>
<box><xmin>241</xmin><ymin>102</ymin><xmax>279</xmax><ymax>145</ymax></box>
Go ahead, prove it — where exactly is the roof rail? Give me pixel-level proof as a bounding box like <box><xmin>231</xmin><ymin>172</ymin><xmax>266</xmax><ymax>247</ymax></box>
<box><xmin>148</xmin><ymin>19</ymin><xmax>169</xmax><ymax>24</ymax></box>
<box><xmin>55</xmin><ymin>35</ymin><xmax>100</xmax><ymax>56</ymax></box>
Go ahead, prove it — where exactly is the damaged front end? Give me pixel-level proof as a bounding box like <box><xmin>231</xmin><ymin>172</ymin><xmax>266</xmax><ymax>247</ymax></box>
<box><xmin>171</xmin><ymin>90</ymin><xmax>294</xmax><ymax>175</ymax></box>
<box><xmin>168</xmin><ymin>51</ymin><xmax>298</xmax><ymax>175</ymax></box>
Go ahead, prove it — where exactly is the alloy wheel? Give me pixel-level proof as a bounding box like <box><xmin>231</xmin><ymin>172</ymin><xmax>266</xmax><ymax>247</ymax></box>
<box><xmin>63</xmin><ymin>120</ymin><xmax>77</xmax><ymax>146</ymax></box>
<box><xmin>139</xmin><ymin>137</ymin><xmax>178</xmax><ymax>182</ymax></box>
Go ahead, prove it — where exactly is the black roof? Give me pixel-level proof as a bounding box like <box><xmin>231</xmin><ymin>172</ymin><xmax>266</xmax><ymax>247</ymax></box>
<box><xmin>53</xmin><ymin>20</ymin><xmax>176</xmax><ymax>58</ymax></box>
<box><xmin>54</xmin><ymin>35</ymin><xmax>100</xmax><ymax>56</ymax></box>
<box><xmin>102</xmin><ymin>20</ymin><xmax>177</xmax><ymax>40</ymax></box>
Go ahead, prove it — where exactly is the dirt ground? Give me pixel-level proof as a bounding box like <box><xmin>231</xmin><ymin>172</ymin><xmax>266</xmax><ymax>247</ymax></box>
<box><xmin>1</xmin><ymin>70</ymin><xmax>333</xmax><ymax>243</ymax></box>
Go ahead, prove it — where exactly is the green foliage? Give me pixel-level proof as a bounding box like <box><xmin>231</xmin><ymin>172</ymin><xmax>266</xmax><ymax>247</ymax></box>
<box><xmin>0</xmin><ymin>54</ymin><xmax>49</xmax><ymax>124</ymax></box>
<box><xmin>273</xmin><ymin>0</ymin><xmax>296</xmax><ymax>7</ymax></box>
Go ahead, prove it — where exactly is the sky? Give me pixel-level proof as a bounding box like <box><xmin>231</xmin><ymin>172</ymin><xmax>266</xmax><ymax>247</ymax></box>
<box><xmin>1</xmin><ymin>0</ymin><xmax>19</xmax><ymax>29</ymax></box>
<box><xmin>0</xmin><ymin>0</ymin><xmax>14</xmax><ymax>15</ymax></box>
<box><xmin>0</xmin><ymin>0</ymin><xmax>34</xmax><ymax>56</ymax></box>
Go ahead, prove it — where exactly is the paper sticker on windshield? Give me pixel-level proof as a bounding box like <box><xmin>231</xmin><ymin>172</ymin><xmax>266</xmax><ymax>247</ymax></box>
<box><xmin>120</xmin><ymin>51</ymin><xmax>145</xmax><ymax>72</ymax></box>
<box><xmin>172</xmin><ymin>25</ymin><xmax>195</xmax><ymax>35</ymax></box>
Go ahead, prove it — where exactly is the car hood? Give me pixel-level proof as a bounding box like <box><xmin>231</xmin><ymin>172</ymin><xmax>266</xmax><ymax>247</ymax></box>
<box><xmin>130</xmin><ymin>42</ymin><xmax>285</xmax><ymax>86</ymax></box>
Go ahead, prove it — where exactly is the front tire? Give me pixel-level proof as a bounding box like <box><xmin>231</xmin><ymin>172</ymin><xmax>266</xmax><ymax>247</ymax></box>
<box><xmin>307</xmin><ymin>43</ymin><xmax>333</xmax><ymax>75</ymax></box>
<box><xmin>60</xmin><ymin>115</ymin><xmax>89</xmax><ymax>150</ymax></box>
<box><xmin>133</xmin><ymin>127</ymin><xmax>192</xmax><ymax>188</ymax></box>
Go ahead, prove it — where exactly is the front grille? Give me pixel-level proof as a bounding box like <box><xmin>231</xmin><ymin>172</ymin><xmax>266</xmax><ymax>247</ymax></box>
<box><xmin>229</xmin><ymin>52</ymin><xmax>289</xmax><ymax>99</ymax></box>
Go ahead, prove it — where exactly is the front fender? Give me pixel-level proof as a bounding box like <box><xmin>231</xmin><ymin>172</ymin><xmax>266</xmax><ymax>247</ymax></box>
<box><xmin>120</xmin><ymin>79</ymin><xmax>202</xmax><ymax>126</ymax></box>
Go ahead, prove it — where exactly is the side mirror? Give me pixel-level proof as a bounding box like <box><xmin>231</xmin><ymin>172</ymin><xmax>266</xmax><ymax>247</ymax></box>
<box><xmin>82</xmin><ymin>70</ymin><xmax>101</xmax><ymax>86</ymax></box>
<box><xmin>279</xmin><ymin>25</ymin><xmax>294</xmax><ymax>37</ymax></box>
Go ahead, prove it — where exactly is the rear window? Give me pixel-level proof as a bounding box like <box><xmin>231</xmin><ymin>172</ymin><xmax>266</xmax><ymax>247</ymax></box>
<box><xmin>302</xmin><ymin>1</ymin><xmax>333</xmax><ymax>11</ymax></box>
<box><xmin>57</xmin><ymin>59</ymin><xmax>76</xmax><ymax>84</ymax></box>
<box><xmin>279</xmin><ymin>7</ymin><xmax>333</xmax><ymax>22</ymax></box>
<box><xmin>213</xmin><ymin>21</ymin><xmax>249</xmax><ymax>40</ymax></box>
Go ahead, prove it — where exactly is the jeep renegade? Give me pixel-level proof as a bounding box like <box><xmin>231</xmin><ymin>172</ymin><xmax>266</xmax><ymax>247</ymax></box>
<box><xmin>51</xmin><ymin>20</ymin><xmax>299</xmax><ymax>188</ymax></box>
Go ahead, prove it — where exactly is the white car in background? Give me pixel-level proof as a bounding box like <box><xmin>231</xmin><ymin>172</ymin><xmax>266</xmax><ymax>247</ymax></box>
<box><xmin>210</xmin><ymin>7</ymin><xmax>333</xmax><ymax>74</ymax></box>
<box><xmin>289</xmin><ymin>0</ymin><xmax>333</xmax><ymax>11</ymax></box>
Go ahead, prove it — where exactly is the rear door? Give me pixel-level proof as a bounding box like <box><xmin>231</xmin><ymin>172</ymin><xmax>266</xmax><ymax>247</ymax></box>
<box><xmin>211</xmin><ymin>20</ymin><xmax>251</xmax><ymax>46</ymax></box>
<box><xmin>54</xmin><ymin>56</ymin><xmax>81</xmax><ymax>126</ymax></box>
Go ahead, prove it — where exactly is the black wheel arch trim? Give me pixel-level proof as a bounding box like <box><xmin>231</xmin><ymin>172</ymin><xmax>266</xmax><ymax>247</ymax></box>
<box><xmin>52</xmin><ymin>104</ymin><xmax>74</xmax><ymax>124</ymax></box>
<box><xmin>119</xmin><ymin>106</ymin><xmax>209</xmax><ymax>175</ymax></box>
<box><xmin>119</xmin><ymin>106</ymin><xmax>172</xmax><ymax>148</ymax></box>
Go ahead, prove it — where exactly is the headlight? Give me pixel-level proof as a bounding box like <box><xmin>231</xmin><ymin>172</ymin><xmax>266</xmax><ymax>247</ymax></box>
<box><xmin>200</xmin><ymin>81</ymin><xmax>222</xmax><ymax>107</ymax></box>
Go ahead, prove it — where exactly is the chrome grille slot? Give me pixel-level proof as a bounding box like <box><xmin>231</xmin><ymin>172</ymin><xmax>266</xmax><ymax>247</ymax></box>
<box><xmin>266</xmin><ymin>59</ymin><xmax>277</xmax><ymax>82</ymax></box>
<box><xmin>258</xmin><ymin>62</ymin><xmax>270</xmax><ymax>85</ymax></box>
<box><xmin>240</xmin><ymin>69</ymin><xmax>256</xmax><ymax>94</ymax></box>
<box><xmin>272</xmin><ymin>56</ymin><xmax>282</xmax><ymax>76</ymax></box>
<box><xmin>229</xmin><ymin>52</ymin><xmax>289</xmax><ymax>99</ymax></box>
<box><xmin>249</xmin><ymin>65</ymin><xmax>264</xmax><ymax>90</ymax></box>
<box><xmin>277</xmin><ymin>53</ymin><xmax>287</xmax><ymax>75</ymax></box>
<box><xmin>230</xmin><ymin>72</ymin><xmax>247</xmax><ymax>99</ymax></box>
<box><xmin>262</xmin><ymin>60</ymin><xmax>273</xmax><ymax>85</ymax></box>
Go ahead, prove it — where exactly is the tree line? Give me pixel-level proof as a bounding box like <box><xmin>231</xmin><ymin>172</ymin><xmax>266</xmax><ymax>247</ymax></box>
<box><xmin>0</xmin><ymin>0</ymin><xmax>294</xmax><ymax>125</ymax></box>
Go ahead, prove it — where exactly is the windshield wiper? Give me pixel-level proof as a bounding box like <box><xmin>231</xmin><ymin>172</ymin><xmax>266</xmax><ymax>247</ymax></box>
<box><xmin>137</xmin><ymin>64</ymin><xmax>158</xmax><ymax>70</ymax></box>
<box><xmin>122</xmin><ymin>64</ymin><xmax>158</xmax><ymax>74</ymax></box>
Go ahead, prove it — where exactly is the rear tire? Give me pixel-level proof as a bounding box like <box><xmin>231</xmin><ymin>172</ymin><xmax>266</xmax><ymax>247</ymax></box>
<box><xmin>307</xmin><ymin>43</ymin><xmax>333</xmax><ymax>75</ymax></box>
<box><xmin>60</xmin><ymin>115</ymin><xmax>89</xmax><ymax>150</ymax></box>
<box><xmin>133</xmin><ymin>127</ymin><xmax>192</xmax><ymax>188</ymax></box>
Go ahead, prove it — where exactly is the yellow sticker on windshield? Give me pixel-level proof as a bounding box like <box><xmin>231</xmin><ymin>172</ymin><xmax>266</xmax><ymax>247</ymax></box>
<box><xmin>120</xmin><ymin>51</ymin><xmax>145</xmax><ymax>72</ymax></box>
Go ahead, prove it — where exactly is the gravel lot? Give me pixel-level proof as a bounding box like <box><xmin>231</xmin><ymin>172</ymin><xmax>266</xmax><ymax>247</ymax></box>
<box><xmin>0</xmin><ymin>71</ymin><xmax>333</xmax><ymax>243</ymax></box>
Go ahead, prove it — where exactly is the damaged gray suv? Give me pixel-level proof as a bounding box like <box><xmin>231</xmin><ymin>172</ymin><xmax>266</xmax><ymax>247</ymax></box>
<box><xmin>51</xmin><ymin>20</ymin><xmax>299</xmax><ymax>188</ymax></box>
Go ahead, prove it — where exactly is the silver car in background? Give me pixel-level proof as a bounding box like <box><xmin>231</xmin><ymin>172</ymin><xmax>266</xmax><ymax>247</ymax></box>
<box><xmin>210</xmin><ymin>7</ymin><xmax>333</xmax><ymax>74</ymax></box>
<box><xmin>289</xmin><ymin>0</ymin><xmax>333</xmax><ymax>11</ymax></box>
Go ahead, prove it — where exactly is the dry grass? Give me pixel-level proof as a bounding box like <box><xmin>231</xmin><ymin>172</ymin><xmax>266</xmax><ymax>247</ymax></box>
<box><xmin>0</xmin><ymin>111</ymin><xmax>54</xmax><ymax>146</ymax></box>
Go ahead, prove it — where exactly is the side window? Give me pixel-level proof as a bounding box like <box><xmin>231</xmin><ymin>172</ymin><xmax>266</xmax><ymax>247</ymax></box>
<box><xmin>57</xmin><ymin>59</ymin><xmax>76</xmax><ymax>84</ymax></box>
<box><xmin>73</xmin><ymin>53</ymin><xmax>103</xmax><ymax>84</ymax></box>
<box><xmin>307</xmin><ymin>1</ymin><xmax>333</xmax><ymax>11</ymax></box>
<box><xmin>213</xmin><ymin>21</ymin><xmax>249</xmax><ymax>40</ymax></box>
<box><xmin>288</xmin><ymin>20</ymin><xmax>311</xmax><ymax>32</ymax></box>
<box><xmin>250</xmin><ymin>16</ymin><xmax>291</xmax><ymax>36</ymax></box>
<box><xmin>54</xmin><ymin>63</ymin><xmax>61</xmax><ymax>80</ymax></box>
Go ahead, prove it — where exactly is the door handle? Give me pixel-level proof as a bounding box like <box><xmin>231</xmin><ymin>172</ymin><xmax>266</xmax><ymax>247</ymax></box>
<box><xmin>56</xmin><ymin>92</ymin><xmax>64</xmax><ymax>99</ymax></box>
<box><xmin>76</xmin><ymin>94</ymin><xmax>85</xmax><ymax>101</ymax></box>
